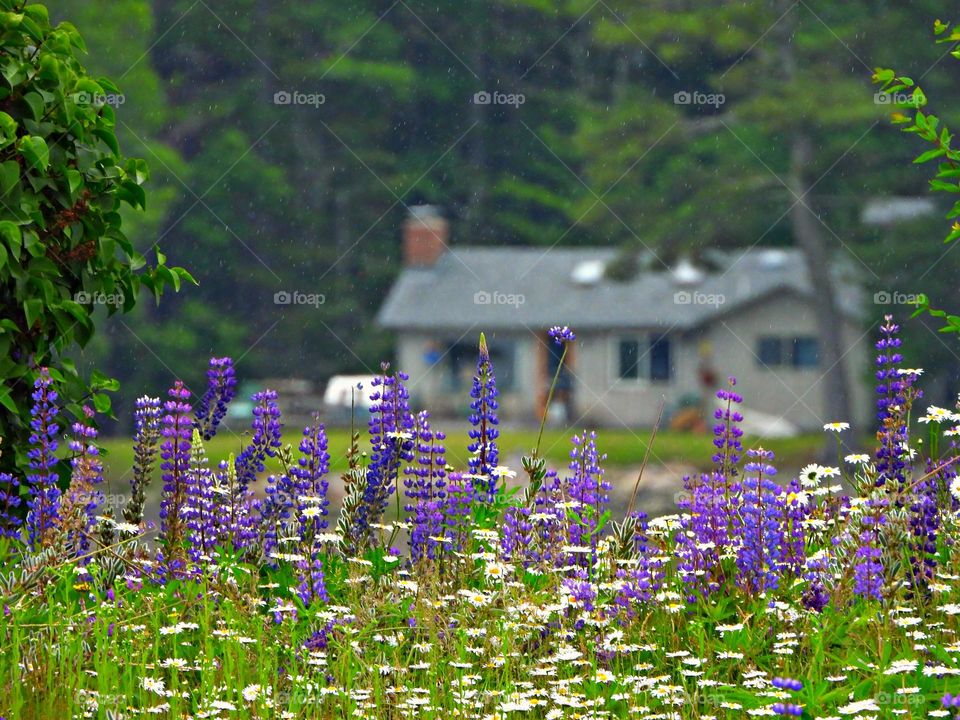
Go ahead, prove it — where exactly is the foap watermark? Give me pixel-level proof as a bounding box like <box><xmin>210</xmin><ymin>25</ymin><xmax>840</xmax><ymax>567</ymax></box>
<box><xmin>874</xmin><ymin>91</ymin><xmax>914</xmax><ymax>106</ymax></box>
<box><xmin>274</xmin><ymin>290</ymin><xmax>325</xmax><ymax>308</ymax></box>
<box><xmin>472</xmin><ymin>91</ymin><xmax>525</xmax><ymax>108</ymax></box>
<box><xmin>72</xmin><ymin>91</ymin><xmax>125</xmax><ymax>107</ymax></box>
<box><xmin>673</xmin><ymin>90</ymin><xmax>725</xmax><ymax>108</ymax></box>
<box><xmin>75</xmin><ymin>291</ymin><xmax>124</xmax><ymax>307</ymax></box>
<box><xmin>473</xmin><ymin>290</ymin><xmax>525</xmax><ymax>308</ymax></box>
<box><xmin>273</xmin><ymin>90</ymin><xmax>325</xmax><ymax>107</ymax></box>
<box><xmin>674</xmin><ymin>290</ymin><xmax>725</xmax><ymax>307</ymax></box>
<box><xmin>873</xmin><ymin>290</ymin><xmax>927</xmax><ymax>306</ymax></box>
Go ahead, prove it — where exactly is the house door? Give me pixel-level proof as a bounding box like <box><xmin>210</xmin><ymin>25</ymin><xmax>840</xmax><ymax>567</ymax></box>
<box><xmin>539</xmin><ymin>333</ymin><xmax>574</xmax><ymax>423</ymax></box>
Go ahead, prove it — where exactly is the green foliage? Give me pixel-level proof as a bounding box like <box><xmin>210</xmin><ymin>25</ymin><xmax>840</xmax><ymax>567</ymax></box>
<box><xmin>873</xmin><ymin>19</ymin><xmax>960</xmax><ymax>336</ymax></box>
<box><xmin>0</xmin><ymin>0</ymin><xmax>192</xmax><ymax>471</ymax></box>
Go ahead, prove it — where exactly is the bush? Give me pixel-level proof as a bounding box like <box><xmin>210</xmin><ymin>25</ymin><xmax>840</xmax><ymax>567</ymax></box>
<box><xmin>0</xmin><ymin>0</ymin><xmax>191</xmax><ymax>477</ymax></box>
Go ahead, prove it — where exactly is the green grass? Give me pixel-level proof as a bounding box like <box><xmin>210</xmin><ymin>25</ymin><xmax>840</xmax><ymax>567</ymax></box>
<box><xmin>97</xmin><ymin>426</ymin><xmax>829</xmax><ymax>485</ymax></box>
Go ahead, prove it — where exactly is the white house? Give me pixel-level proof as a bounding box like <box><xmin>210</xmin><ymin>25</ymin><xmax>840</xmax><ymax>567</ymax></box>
<box><xmin>377</xmin><ymin>206</ymin><xmax>871</xmax><ymax>431</ymax></box>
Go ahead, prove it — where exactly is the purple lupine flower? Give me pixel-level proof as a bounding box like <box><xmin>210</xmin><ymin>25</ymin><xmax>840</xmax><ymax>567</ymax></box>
<box><xmin>502</xmin><ymin>465</ymin><xmax>562</xmax><ymax>566</ymax></box>
<box><xmin>874</xmin><ymin>316</ymin><xmax>918</xmax><ymax>494</ymax></box>
<box><xmin>532</xmin><ymin>469</ymin><xmax>566</xmax><ymax>566</ymax></box>
<box><xmin>159</xmin><ymin>381</ymin><xmax>193</xmax><ymax>562</ymax></box>
<box><xmin>853</xmin><ymin>495</ymin><xmax>887</xmax><ymax>600</ymax></box>
<box><xmin>405</xmin><ymin>411</ymin><xmax>447</xmax><ymax>561</ymax></box>
<box><xmin>441</xmin><ymin>474</ymin><xmax>474</xmax><ymax>551</ymax></box>
<box><xmin>736</xmin><ymin>448</ymin><xmax>785</xmax><ymax>593</ymax></box>
<box><xmin>124</xmin><ymin>396</ymin><xmax>162</xmax><ymax>530</ymax></box>
<box><xmin>194</xmin><ymin>357</ymin><xmax>237</xmax><ymax>441</ymax></box>
<box><xmin>63</xmin><ymin>406</ymin><xmax>104</xmax><ymax>555</ymax></box>
<box><xmin>261</xmin><ymin>420</ymin><xmax>331</xmax><ymax>560</ymax></box>
<box><xmin>771</xmin><ymin>704</ymin><xmax>803</xmax><ymax>717</ymax></box>
<box><xmin>351</xmin><ymin>364</ymin><xmax>414</xmax><ymax>548</ymax></box>
<box><xmin>0</xmin><ymin>439</ymin><xmax>21</xmax><ymax>539</ymax></box>
<box><xmin>907</xmin><ymin>458</ymin><xmax>940</xmax><ymax>592</ymax></box>
<box><xmin>295</xmin><ymin>555</ymin><xmax>329</xmax><ymax>606</ymax></box>
<box><xmin>772</xmin><ymin>677</ymin><xmax>803</xmax><ymax>691</ymax></box>
<box><xmin>612</xmin><ymin>512</ymin><xmax>664</xmax><ymax>615</ymax></box>
<box><xmin>562</xmin><ymin>570</ymin><xmax>596</xmax><ymax>612</ymax></box>
<box><xmin>25</xmin><ymin>367</ymin><xmax>61</xmax><ymax>550</ymax></box>
<box><xmin>713</xmin><ymin>377</ymin><xmax>744</xmax><ymax>480</ymax></box>
<box><xmin>942</xmin><ymin>693</ymin><xmax>960</xmax><ymax>709</ymax></box>
<box><xmin>547</xmin><ymin>326</ymin><xmax>576</xmax><ymax>344</ymax></box>
<box><xmin>501</xmin><ymin>504</ymin><xmax>534</xmax><ymax>564</ymax></box>
<box><xmin>182</xmin><ymin>428</ymin><xmax>219</xmax><ymax>562</ymax></box>
<box><xmin>234</xmin><ymin>389</ymin><xmax>283</xmax><ymax>492</ymax></box>
<box><xmin>676</xmin><ymin>471</ymin><xmax>731</xmax><ymax>598</ymax></box>
<box><xmin>292</xmin><ymin>420</ymin><xmax>331</xmax><ymax>533</ymax></box>
<box><xmin>467</xmin><ymin>335</ymin><xmax>500</xmax><ymax>501</ymax></box>
<box><xmin>289</xmin><ymin>421</ymin><xmax>332</xmax><ymax>606</ymax></box>
<box><xmin>260</xmin><ymin>469</ymin><xmax>301</xmax><ymax>561</ymax></box>
<box><xmin>218</xmin><ymin>458</ymin><xmax>258</xmax><ymax>554</ymax></box>
<box><xmin>563</xmin><ymin>431</ymin><xmax>610</xmax><ymax>562</ymax></box>
<box><xmin>781</xmin><ymin>478</ymin><xmax>808</xmax><ymax>578</ymax></box>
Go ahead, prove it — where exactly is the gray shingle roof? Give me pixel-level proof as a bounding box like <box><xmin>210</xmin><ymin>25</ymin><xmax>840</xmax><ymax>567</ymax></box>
<box><xmin>376</xmin><ymin>246</ymin><xmax>861</xmax><ymax>331</ymax></box>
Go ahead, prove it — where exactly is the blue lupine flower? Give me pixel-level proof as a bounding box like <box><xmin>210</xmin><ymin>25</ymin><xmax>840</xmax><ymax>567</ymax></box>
<box><xmin>874</xmin><ymin>315</ymin><xmax>918</xmax><ymax>493</ymax></box>
<box><xmin>124</xmin><ymin>396</ymin><xmax>162</xmax><ymax>530</ymax></box>
<box><xmin>854</xmin><ymin>495</ymin><xmax>887</xmax><ymax>600</ymax></box>
<box><xmin>352</xmin><ymin>364</ymin><xmax>415</xmax><ymax>548</ymax></box>
<box><xmin>194</xmin><ymin>357</ymin><xmax>237</xmax><ymax>441</ymax></box>
<box><xmin>736</xmin><ymin>448</ymin><xmax>785</xmax><ymax>593</ymax></box>
<box><xmin>564</xmin><ymin>431</ymin><xmax>610</xmax><ymax>563</ymax></box>
<box><xmin>234</xmin><ymin>389</ymin><xmax>283</xmax><ymax>492</ymax></box>
<box><xmin>405</xmin><ymin>410</ymin><xmax>447</xmax><ymax>561</ymax></box>
<box><xmin>182</xmin><ymin>428</ymin><xmax>219</xmax><ymax>562</ymax></box>
<box><xmin>64</xmin><ymin>405</ymin><xmax>103</xmax><ymax>555</ymax></box>
<box><xmin>547</xmin><ymin>325</ymin><xmax>576</xmax><ymax>344</ymax></box>
<box><xmin>159</xmin><ymin>381</ymin><xmax>193</xmax><ymax>559</ymax></box>
<box><xmin>468</xmin><ymin>334</ymin><xmax>499</xmax><ymax>501</ymax></box>
<box><xmin>25</xmin><ymin>368</ymin><xmax>61</xmax><ymax>551</ymax></box>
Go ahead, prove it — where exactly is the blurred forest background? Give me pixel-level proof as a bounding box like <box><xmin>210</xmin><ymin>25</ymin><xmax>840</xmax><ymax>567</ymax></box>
<box><xmin>54</xmin><ymin>0</ymin><xmax>960</xmax><ymax>430</ymax></box>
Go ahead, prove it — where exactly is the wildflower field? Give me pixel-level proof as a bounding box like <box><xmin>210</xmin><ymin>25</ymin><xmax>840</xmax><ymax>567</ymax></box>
<box><xmin>3</xmin><ymin>322</ymin><xmax>960</xmax><ymax>720</ymax></box>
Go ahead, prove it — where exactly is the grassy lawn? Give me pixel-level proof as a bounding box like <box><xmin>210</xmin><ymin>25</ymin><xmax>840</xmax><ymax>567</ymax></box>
<box><xmin>97</xmin><ymin>425</ymin><xmax>830</xmax><ymax>486</ymax></box>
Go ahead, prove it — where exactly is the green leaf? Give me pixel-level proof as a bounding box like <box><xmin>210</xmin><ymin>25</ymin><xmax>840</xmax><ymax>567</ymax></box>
<box><xmin>929</xmin><ymin>179</ymin><xmax>959</xmax><ymax>192</ymax></box>
<box><xmin>90</xmin><ymin>370</ymin><xmax>120</xmax><ymax>392</ymax></box>
<box><xmin>21</xmin><ymin>91</ymin><xmax>43</xmax><ymax>121</ymax></box>
<box><xmin>0</xmin><ymin>220</ymin><xmax>21</xmax><ymax>257</ymax></box>
<box><xmin>915</xmin><ymin>147</ymin><xmax>946</xmax><ymax>163</ymax></box>
<box><xmin>22</xmin><ymin>297</ymin><xmax>42</xmax><ymax>329</ymax></box>
<box><xmin>0</xmin><ymin>386</ymin><xmax>16</xmax><ymax>414</ymax></box>
<box><xmin>92</xmin><ymin>127</ymin><xmax>120</xmax><ymax>156</ymax></box>
<box><xmin>18</xmin><ymin>135</ymin><xmax>49</xmax><ymax>171</ymax></box>
<box><xmin>0</xmin><ymin>160</ymin><xmax>19</xmax><ymax>196</ymax></box>
<box><xmin>174</xmin><ymin>266</ymin><xmax>198</xmax><ymax>286</ymax></box>
<box><xmin>0</xmin><ymin>111</ymin><xmax>16</xmax><ymax>149</ymax></box>
<box><xmin>92</xmin><ymin>392</ymin><xmax>112</xmax><ymax>414</ymax></box>
<box><xmin>66</xmin><ymin>169</ymin><xmax>83</xmax><ymax>197</ymax></box>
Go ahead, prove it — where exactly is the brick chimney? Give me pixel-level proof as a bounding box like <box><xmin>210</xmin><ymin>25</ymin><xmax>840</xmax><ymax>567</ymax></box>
<box><xmin>402</xmin><ymin>205</ymin><xmax>449</xmax><ymax>267</ymax></box>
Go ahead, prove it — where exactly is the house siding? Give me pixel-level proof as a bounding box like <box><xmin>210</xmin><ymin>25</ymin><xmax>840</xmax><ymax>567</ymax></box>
<box><xmin>392</xmin><ymin>293</ymin><xmax>870</xmax><ymax>432</ymax></box>
<box><xmin>699</xmin><ymin>291</ymin><xmax>870</xmax><ymax>430</ymax></box>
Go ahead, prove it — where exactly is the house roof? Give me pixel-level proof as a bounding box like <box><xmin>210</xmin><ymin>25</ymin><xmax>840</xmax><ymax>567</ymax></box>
<box><xmin>376</xmin><ymin>246</ymin><xmax>863</xmax><ymax>332</ymax></box>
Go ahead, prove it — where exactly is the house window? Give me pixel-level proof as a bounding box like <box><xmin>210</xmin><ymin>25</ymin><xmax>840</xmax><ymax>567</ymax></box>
<box><xmin>616</xmin><ymin>335</ymin><xmax>672</xmax><ymax>382</ymax></box>
<box><xmin>791</xmin><ymin>337</ymin><xmax>819</xmax><ymax>368</ymax></box>
<box><xmin>757</xmin><ymin>337</ymin><xmax>782</xmax><ymax>366</ymax></box>
<box><xmin>618</xmin><ymin>339</ymin><xmax>641</xmax><ymax>380</ymax></box>
<box><xmin>650</xmin><ymin>335</ymin><xmax>671</xmax><ymax>381</ymax></box>
<box><xmin>447</xmin><ymin>339</ymin><xmax>516</xmax><ymax>391</ymax></box>
<box><xmin>756</xmin><ymin>335</ymin><xmax>818</xmax><ymax>369</ymax></box>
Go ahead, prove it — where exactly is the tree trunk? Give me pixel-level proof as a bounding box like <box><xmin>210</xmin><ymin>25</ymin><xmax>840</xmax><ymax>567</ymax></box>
<box><xmin>776</xmin><ymin>0</ymin><xmax>856</xmax><ymax>454</ymax></box>
<box><xmin>787</xmin><ymin>133</ymin><xmax>855</xmax><ymax>430</ymax></box>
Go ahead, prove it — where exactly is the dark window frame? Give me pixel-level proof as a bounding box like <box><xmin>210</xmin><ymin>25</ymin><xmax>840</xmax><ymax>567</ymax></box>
<box><xmin>615</xmin><ymin>334</ymin><xmax>672</xmax><ymax>383</ymax></box>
